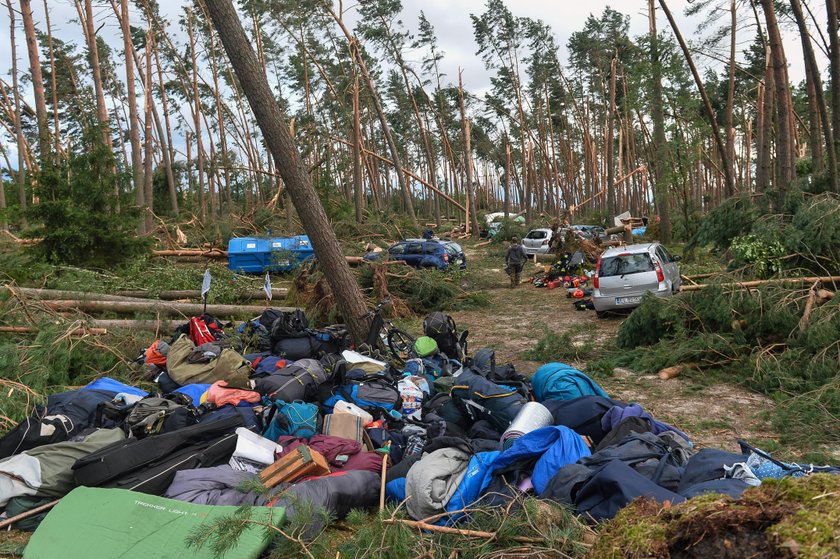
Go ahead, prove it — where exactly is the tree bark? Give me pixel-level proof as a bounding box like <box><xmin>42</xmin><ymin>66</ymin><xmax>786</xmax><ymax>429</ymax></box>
<box><xmin>187</xmin><ymin>7</ymin><xmax>207</xmax><ymax>221</ymax></box>
<box><xmin>42</xmin><ymin>0</ymin><xmax>61</xmax><ymax>154</ymax></box>
<box><xmin>119</xmin><ymin>0</ymin><xmax>145</xmax><ymax>231</ymax></box>
<box><xmin>659</xmin><ymin>0</ymin><xmax>736</xmax><ymax>196</ymax></box>
<box><xmin>6</xmin><ymin>0</ymin><xmax>28</xmax><ymax>227</ymax></box>
<box><xmin>791</xmin><ymin>0</ymin><xmax>837</xmax><ymax>191</ymax></box>
<box><xmin>458</xmin><ymin>72</ymin><xmax>480</xmax><ymax>236</ymax></box>
<box><xmin>143</xmin><ymin>32</ymin><xmax>155</xmax><ymax>234</ymax></box>
<box><xmin>828</xmin><ymin>0</ymin><xmax>840</xmax><ymax>142</ymax></box>
<box><xmin>761</xmin><ymin>0</ymin><xmax>797</xmax><ymax>191</ymax></box>
<box><xmin>19</xmin><ymin>0</ymin><xmax>49</xmax><ymax>166</ymax></box>
<box><xmin>649</xmin><ymin>0</ymin><xmax>671</xmax><ymax>242</ymax></box>
<box><xmin>725</xmin><ymin>0</ymin><xmax>737</xmax><ymax>196</ymax></box>
<box><xmin>605</xmin><ymin>57</ymin><xmax>618</xmax><ymax>218</ymax></box>
<box><xmin>504</xmin><ymin>142</ymin><xmax>511</xmax><ymax>219</ymax></box>
<box><xmin>203</xmin><ymin>0</ymin><xmax>371</xmax><ymax>344</ymax></box>
<box><xmin>77</xmin><ymin>0</ymin><xmax>113</xmax><ymax>151</ymax></box>
<box><xmin>352</xmin><ymin>75</ymin><xmax>364</xmax><ymax>223</ymax></box>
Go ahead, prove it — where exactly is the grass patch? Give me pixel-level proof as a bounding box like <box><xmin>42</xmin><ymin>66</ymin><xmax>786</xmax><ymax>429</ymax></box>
<box><xmin>522</xmin><ymin>324</ymin><xmax>596</xmax><ymax>362</ymax></box>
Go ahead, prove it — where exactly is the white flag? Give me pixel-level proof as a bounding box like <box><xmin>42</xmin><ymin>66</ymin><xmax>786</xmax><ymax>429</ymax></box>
<box><xmin>201</xmin><ymin>268</ymin><xmax>212</xmax><ymax>300</ymax></box>
<box><xmin>264</xmin><ymin>272</ymin><xmax>272</xmax><ymax>301</ymax></box>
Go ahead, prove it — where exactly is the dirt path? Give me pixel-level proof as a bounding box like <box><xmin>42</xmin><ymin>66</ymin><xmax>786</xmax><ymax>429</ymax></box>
<box><xmin>453</xmin><ymin>245</ymin><xmax>778</xmax><ymax>455</ymax></box>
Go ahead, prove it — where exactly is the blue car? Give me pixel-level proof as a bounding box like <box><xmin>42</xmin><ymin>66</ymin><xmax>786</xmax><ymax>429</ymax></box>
<box><xmin>365</xmin><ymin>239</ymin><xmax>467</xmax><ymax>270</ymax></box>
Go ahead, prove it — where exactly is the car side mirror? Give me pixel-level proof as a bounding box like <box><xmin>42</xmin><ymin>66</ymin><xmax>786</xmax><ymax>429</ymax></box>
<box><xmin>673</xmin><ymin>255</ymin><xmax>682</xmax><ymax>262</ymax></box>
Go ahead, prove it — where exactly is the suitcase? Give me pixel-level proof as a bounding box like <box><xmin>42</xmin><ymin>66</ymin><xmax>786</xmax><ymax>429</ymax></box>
<box><xmin>260</xmin><ymin>445</ymin><xmax>331</xmax><ymax>489</ymax></box>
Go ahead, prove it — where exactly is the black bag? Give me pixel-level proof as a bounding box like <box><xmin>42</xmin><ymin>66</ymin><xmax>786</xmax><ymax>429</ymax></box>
<box><xmin>423</xmin><ymin>312</ymin><xmax>460</xmax><ymax>359</ymax></box>
<box><xmin>541</xmin><ymin>396</ymin><xmax>623</xmax><ymax>444</ymax></box>
<box><xmin>272</xmin><ymin>329</ymin><xmax>346</xmax><ymax>360</ymax></box>
<box><xmin>470</xmin><ymin>348</ymin><xmax>531</xmax><ymax>397</ymax></box>
<box><xmin>270</xmin><ymin>309</ymin><xmax>310</xmax><ymax>341</ymax></box>
<box><xmin>450</xmin><ymin>368</ymin><xmax>526</xmax><ymax>432</ymax></box>
<box><xmin>250</xmin><ymin>358</ymin><xmax>328</xmax><ymax>401</ymax></box>
<box><xmin>72</xmin><ymin>414</ymin><xmax>243</xmax><ymax>493</ymax></box>
<box><xmin>423</xmin><ymin>393</ymin><xmax>467</xmax><ymax>427</ymax></box>
<box><xmin>95</xmin><ymin>394</ymin><xmax>199</xmax><ymax>439</ymax></box>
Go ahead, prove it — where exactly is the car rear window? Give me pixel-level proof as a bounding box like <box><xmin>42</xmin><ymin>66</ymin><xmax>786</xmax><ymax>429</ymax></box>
<box><xmin>526</xmin><ymin>230</ymin><xmax>547</xmax><ymax>239</ymax></box>
<box><xmin>443</xmin><ymin>242</ymin><xmax>462</xmax><ymax>255</ymax></box>
<box><xmin>599</xmin><ymin>253</ymin><xmax>654</xmax><ymax>277</ymax></box>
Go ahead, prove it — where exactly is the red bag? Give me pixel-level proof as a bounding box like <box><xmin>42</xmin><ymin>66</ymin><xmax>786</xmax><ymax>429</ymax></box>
<box><xmin>189</xmin><ymin>315</ymin><xmax>223</xmax><ymax>346</ymax></box>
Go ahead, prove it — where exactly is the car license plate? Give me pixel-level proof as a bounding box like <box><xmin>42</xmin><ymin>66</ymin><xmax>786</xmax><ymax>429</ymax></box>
<box><xmin>616</xmin><ymin>296</ymin><xmax>642</xmax><ymax>305</ymax></box>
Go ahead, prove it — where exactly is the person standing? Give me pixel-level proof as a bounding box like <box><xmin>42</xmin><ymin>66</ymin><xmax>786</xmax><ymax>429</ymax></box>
<box><xmin>505</xmin><ymin>236</ymin><xmax>527</xmax><ymax>288</ymax></box>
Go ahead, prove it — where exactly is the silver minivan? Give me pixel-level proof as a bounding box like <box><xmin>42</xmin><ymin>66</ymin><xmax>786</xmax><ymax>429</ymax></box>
<box><xmin>592</xmin><ymin>242</ymin><xmax>681</xmax><ymax>316</ymax></box>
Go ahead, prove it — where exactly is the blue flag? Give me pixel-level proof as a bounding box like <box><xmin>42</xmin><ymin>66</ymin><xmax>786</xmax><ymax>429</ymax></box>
<box><xmin>264</xmin><ymin>272</ymin><xmax>272</xmax><ymax>301</ymax></box>
<box><xmin>201</xmin><ymin>268</ymin><xmax>212</xmax><ymax>300</ymax></box>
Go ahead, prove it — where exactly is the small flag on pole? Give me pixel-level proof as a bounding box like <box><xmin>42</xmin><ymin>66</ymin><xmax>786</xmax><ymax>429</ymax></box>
<box><xmin>201</xmin><ymin>269</ymin><xmax>212</xmax><ymax>300</ymax></box>
<box><xmin>264</xmin><ymin>272</ymin><xmax>273</xmax><ymax>301</ymax></box>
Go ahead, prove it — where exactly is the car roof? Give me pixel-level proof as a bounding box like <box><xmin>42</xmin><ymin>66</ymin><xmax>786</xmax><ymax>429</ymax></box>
<box><xmin>602</xmin><ymin>243</ymin><xmax>661</xmax><ymax>256</ymax></box>
<box><xmin>528</xmin><ymin>228</ymin><xmax>553</xmax><ymax>233</ymax></box>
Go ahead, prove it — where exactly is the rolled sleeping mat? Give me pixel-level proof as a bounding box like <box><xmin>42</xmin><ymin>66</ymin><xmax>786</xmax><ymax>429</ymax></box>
<box><xmin>501</xmin><ymin>401</ymin><xmax>554</xmax><ymax>449</ymax></box>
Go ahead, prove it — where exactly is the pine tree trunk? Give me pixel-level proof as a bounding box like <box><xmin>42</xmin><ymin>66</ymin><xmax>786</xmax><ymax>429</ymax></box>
<box><xmin>761</xmin><ymin>0</ymin><xmax>797</xmax><ymax>191</ymax></box>
<box><xmin>725</xmin><ymin>0</ymin><xmax>737</xmax><ymax>195</ymax></box>
<box><xmin>143</xmin><ymin>33</ymin><xmax>155</xmax><ymax>234</ymax></box>
<box><xmin>791</xmin><ymin>0</ymin><xmax>837</xmax><ymax>190</ymax></box>
<box><xmin>19</xmin><ymin>0</ymin><xmax>49</xmax><ymax>168</ymax></box>
<box><xmin>458</xmin><ymin>72</ymin><xmax>480</xmax><ymax>236</ymax></box>
<box><xmin>77</xmin><ymin>0</ymin><xmax>113</xmax><ymax>151</ymax></box>
<box><xmin>7</xmin><ymin>0</ymin><xmax>28</xmax><ymax>227</ymax></box>
<box><xmin>188</xmin><ymin>7</ymin><xmax>207</xmax><ymax>221</ymax></box>
<box><xmin>119</xmin><ymin>0</ymin><xmax>145</xmax><ymax>232</ymax></box>
<box><xmin>204</xmin><ymin>0</ymin><xmax>370</xmax><ymax>344</ymax></box>
<box><xmin>649</xmin><ymin>0</ymin><xmax>671</xmax><ymax>243</ymax></box>
<box><xmin>352</xmin><ymin>76</ymin><xmax>364</xmax><ymax>224</ymax></box>
<box><xmin>152</xmin><ymin>37</ymin><xmax>180</xmax><ymax>213</ymax></box>
<box><xmin>42</xmin><ymin>0</ymin><xmax>61</xmax><ymax>154</ymax></box>
<box><xmin>828</xmin><ymin>0</ymin><xmax>840</xmax><ymax>143</ymax></box>
<box><xmin>659</xmin><ymin>0</ymin><xmax>736</xmax><ymax>196</ymax></box>
<box><xmin>605</xmin><ymin>58</ymin><xmax>618</xmax><ymax>218</ymax></box>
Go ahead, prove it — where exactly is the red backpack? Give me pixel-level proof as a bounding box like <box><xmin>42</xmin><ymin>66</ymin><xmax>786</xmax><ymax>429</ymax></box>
<box><xmin>188</xmin><ymin>314</ymin><xmax>225</xmax><ymax>346</ymax></box>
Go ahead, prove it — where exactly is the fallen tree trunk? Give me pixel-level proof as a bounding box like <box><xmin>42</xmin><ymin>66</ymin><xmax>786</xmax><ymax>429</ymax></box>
<box><xmin>83</xmin><ymin>319</ymin><xmax>197</xmax><ymax>331</ymax></box>
<box><xmin>40</xmin><ymin>299</ymin><xmax>292</xmax><ymax>317</ymax></box>
<box><xmin>679</xmin><ymin>276</ymin><xmax>840</xmax><ymax>292</ymax></box>
<box><xmin>152</xmin><ymin>249</ymin><xmax>228</xmax><ymax>258</ymax></box>
<box><xmin>2</xmin><ymin>286</ymin><xmax>167</xmax><ymax>304</ymax></box>
<box><xmin>115</xmin><ymin>289</ymin><xmax>288</xmax><ymax>300</ymax></box>
<box><xmin>0</xmin><ymin>326</ymin><xmax>108</xmax><ymax>335</ymax></box>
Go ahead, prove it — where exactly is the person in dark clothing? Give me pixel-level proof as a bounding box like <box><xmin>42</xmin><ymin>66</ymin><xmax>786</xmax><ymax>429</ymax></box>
<box><xmin>505</xmin><ymin>237</ymin><xmax>527</xmax><ymax>288</ymax></box>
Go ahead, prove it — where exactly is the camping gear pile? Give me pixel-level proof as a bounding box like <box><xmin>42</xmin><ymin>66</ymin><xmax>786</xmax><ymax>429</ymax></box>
<box><xmin>2</xmin><ymin>308</ymin><xmax>839</xmax><ymax>555</ymax></box>
<box><xmin>531</xmin><ymin>251</ymin><xmax>597</xmax><ymax>310</ymax></box>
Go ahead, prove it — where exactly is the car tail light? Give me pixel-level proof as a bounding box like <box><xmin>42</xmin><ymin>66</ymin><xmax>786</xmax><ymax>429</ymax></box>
<box><xmin>443</xmin><ymin>253</ymin><xmax>449</xmax><ymax>263</ymax></box>
<box><xmin>594</xmin><ymin>256</ymin><xmax>602</xmax><ymax>289</ymax></box>
<box><xmin>655</xmin><ymin>262</ymin><xmax>665</xmax><ymax>283</ymax></box>
<box><xmin>542</xmin><ymin>239</ymin><xmax>549</xmax><ymax>246</ymax></box>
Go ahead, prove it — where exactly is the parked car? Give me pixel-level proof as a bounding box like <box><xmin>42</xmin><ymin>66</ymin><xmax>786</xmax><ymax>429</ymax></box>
<box><xmin>592</xmin><ymin>242</ymin><xmax>681</xmax><ymax>317</ymax></box>
<box><xmin>364</xmin><ymin>239</ymin><xmax>467</xmax><ymax>270</ymax></box>
<box><xmin>571</xmin><ymin>225</ymin><xmax>607</xmax><ymax>241</ymax></box>
<box><xmin>522</xmin><ymin>228</ymin><xmax>554</xmax><ymax>256</ymax></box>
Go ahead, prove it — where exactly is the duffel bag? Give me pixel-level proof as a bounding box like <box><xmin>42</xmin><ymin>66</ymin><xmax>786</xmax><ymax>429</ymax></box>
<box><xmin>450</xmin><ymin>368</ymin><xmax>526</xmax><ymax>432</ymax></box>
<box><xmin>72</xmin><ymin>414</ymin><xmax>243</xmax><ymax>492</ymax></box>
<box><xmin>249</xmin><ymin>358</ymin><xmax>328</xmax><ymax>401</ymax></box>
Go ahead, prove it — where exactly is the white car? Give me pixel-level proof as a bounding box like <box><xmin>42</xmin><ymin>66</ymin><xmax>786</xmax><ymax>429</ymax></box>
<box><xmin>522</xmin><ymin>228</ymin><xmax>553</xmax><ymax>255</ymax></box>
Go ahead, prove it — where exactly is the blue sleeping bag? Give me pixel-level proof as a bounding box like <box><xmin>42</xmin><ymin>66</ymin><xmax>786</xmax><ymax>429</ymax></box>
<box><xmin>531</xmin><ymin>363</ymin><xmax>609</xmax><ymax>402</ymax></box>
<box><xmin>491</xmin><ymin>426</ymin><xmax>591</xmax><ymax>495</ymax></box>
<box><xmin>83</xmin><ymin>378</ymin><xmax>147</xmax><ymax>398</ymax></box>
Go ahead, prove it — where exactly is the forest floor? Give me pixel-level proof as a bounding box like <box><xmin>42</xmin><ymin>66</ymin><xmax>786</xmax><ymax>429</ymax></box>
<box><xmin>443</xmin><ymin>241</ymin><xmax>790</xmax><ymax>458</ymax></box>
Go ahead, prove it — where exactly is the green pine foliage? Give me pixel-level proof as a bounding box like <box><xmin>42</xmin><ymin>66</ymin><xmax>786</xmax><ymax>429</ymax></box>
<box><xmin>593</xmin><ymin>285</ymin><xmax>840</xmax><ymax>446</ymax></box>
<box><xmin>25</xmin><ymin>129</ymin><xmax>151</xmax><ymax>268</ymax></box>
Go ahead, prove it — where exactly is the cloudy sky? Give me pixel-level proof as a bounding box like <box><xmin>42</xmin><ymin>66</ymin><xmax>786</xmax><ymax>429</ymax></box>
<box><xmin>0</xmin><ymin>0</ymin><xmax>825</xmax><ymax>167</ymax></box>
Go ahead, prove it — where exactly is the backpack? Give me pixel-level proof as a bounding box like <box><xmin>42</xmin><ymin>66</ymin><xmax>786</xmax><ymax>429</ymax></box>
<box><xmin>541</xmin><ymin>396</ymin><xmax>623</xmax><ymax>444</ymax></box>
<box><xmin>531</xmin><ymin>363</ymin><xmax>610</xmax><ymax>402</ymax></box>
<box><xmin>185</xmin><ymin>314</ymin><xmax>227</xmax><ymax>346</ymax></box>
<box><xmin>95</xmin><ymin>394</ymin><xmax>199</xmax><ymax>438</ymax></box>
<box><xmin>272</xmin><ymin>327</ymin><xmax>349</xmax><ymax>360</ymax></box>
<box><xmin>263</xmin><ymin>400</ymin><xmax>320</xmax><ymax>440</ymax></box>
<box><xmin>450</xmin><ymin>368</ymin><xmax>526</xmax><ymax>432</ymax></box>
<box><xmin>470</xmin><ymin>348</ymin><xmax>530</xmax><ymax>397</ymax></box>
<box><xmin>321</xmin><ymin>369</ymin><xmax>401</xmax><ymax>415</ymax></box>
<box><xmin>423</xmin><ymin>312</ymin><xmax>460</xmax><ymax>359</ymax></box>
<box><xmin>270</xmin><ymin>309</ymin><xmax>310</xmax><ymax>341</ymax></box>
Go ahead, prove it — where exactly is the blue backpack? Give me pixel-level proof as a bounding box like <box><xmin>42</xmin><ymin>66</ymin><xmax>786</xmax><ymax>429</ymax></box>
<box><xmin>263</xmin><ymin>400</ymin><xmax>319</xmax><ymax>440</ymax></box>
<box><xmin>531</xmin><ymin>363</ymin><xmax>609</xmax><ymax>402</ymax></box>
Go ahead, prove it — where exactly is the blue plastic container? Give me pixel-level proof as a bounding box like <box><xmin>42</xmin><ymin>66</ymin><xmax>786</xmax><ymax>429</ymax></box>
<box><xmin>228</xmin><ymin>235</ymin><xmax>315</xmax><ymax>273</ymax></box>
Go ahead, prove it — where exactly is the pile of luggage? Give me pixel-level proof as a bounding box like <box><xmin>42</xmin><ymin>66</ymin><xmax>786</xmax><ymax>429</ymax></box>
<box><xmin>2</xmin><ymin>308</ymin><xmax>838</xmax><ymax>556</ymax></box>
<box><xmin>531</xmin><ymin>251</ymin><xmax>597</xmax><ymax>311</ymax></box>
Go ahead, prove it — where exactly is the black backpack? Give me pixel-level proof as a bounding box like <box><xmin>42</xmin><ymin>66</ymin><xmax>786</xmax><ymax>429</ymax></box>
<box><xmin>94</xmin><ymin>393</ymin><xmax>199</xmax><ymax>439</ymax></box>
<box><xmin>423</xmin><ymin>312</ymin><xmax>460</xmax><ymax>359</ymax></box>
<box><xmin>270</xmin><ymin>309</ymin><xmax>310</xmax><ymax>341</ymax></box>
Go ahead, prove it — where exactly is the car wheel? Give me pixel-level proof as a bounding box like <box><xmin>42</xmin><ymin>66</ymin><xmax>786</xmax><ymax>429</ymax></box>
<box><xmin>596</xmin><ymin>311</ymin><xmax>607</xmax><ymax>319</ymax></box>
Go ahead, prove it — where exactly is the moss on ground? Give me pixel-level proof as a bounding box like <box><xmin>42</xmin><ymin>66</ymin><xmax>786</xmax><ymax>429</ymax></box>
<box><xmin>592</xmin><ymin>475</ymin><xmax>840</xmax><ymax>559</ymax></box>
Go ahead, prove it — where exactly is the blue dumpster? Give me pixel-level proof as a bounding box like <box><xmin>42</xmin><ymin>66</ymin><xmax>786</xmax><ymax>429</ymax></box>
<box><xmin>228</xmin><ymin>236</ymin><xmax>315</xmax><ymax>273</ymax></box>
